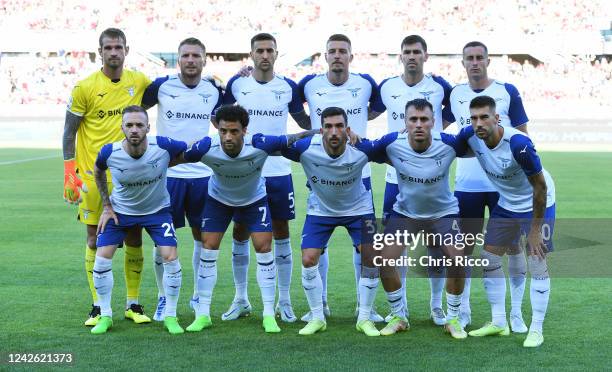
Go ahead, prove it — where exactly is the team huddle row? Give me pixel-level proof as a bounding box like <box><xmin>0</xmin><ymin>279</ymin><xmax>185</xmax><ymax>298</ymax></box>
<box><xmin>62</xmin><ymin>28</ymin><xmax>555</xmax><ymax>347</ymax></box>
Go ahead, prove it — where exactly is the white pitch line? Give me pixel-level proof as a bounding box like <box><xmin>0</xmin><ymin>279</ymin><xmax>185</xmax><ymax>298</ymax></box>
<box><xmin>0</xmin><ymin>154</ymin><xmax>60</xmax><ymax>165</ymax></box>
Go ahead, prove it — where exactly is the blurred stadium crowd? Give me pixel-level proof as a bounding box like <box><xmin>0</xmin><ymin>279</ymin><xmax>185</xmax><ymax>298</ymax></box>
<box><xmin>1</xmin><ymin>0</ymin><xmax>610</xmax><ymax>112</ymax></box>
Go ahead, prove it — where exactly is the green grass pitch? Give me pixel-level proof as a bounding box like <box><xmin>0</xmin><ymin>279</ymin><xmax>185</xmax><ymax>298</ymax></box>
<box><xmin>0</xmin><ymin>149</ymin><xmax>610</xmax><ymax>370</ymax></box>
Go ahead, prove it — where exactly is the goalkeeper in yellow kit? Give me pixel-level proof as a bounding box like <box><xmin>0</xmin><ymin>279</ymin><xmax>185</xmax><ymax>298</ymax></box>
<box><xmin>62</xmin><ymin>28</ymin><xmax>152</xmax><ymax>326</ymax></box>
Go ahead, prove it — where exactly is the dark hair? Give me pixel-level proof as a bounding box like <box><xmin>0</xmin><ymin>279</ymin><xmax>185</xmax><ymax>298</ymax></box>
<box><xmin>327</xmin><ymin>34</ymin><xmax>351</xmax><ymax>48</ymax></box>
<box><xmin>405</xmin><ymin>98</ymin><xmax>433</xmax><ymax>113</ymax></box>
<box><xmin>99</xmin><ymin>28</ymin><xmax>127</xmax><ymax>47</ymax></box>
<box><xmin>401</xmin><ymin>35</ymin><xmax>427</xmax><ymax>52</ymax></box>
<box><xmin>122</xmin><ymin>105</ymin><xmax>148</xmax><ymax>120</ymax></box>
<box><xmin>320</xmin><ymin>106</ymin><xmax>348</xmax><ymax>127</ymax></box>
<box><xmin>463</xmin><ymin>41</ymin><xmax>488</xmax><ymax>55</ymax></box>
<box><xmin>215</xmin><ymin>105</ymin><xmax>249</xmax><ymax>128</ymax></box>
<box><xmin>178</xmin><ymin>37</ymin><xmax>206</xmax><ymax>54</ymax></box>
<box><xmin>251</xmin><ymin>33</ymin><xmax>277</xmax><ymax>49</ymax></box>
<box><xmin>469</xmin><ymin>95</ymin><xmax>496</xmax><ymax>111</ymax></box>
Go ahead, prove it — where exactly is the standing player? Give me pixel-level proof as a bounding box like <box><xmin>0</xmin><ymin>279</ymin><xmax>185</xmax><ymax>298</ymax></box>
<box><xmin>141</xmin><ymin>37</ymin><xmax>222</xmax><ymax>321</ymax></box>
<box><xmin>447</xmin><ymin>41</ymin><xmax>530</xmax><ymax>330</ymax></box>
<box><xmin>459</xmin><ymin>96</ymin><xmax>555</xmax><ymax>348</ymax></box>
<box><xmin>91</xmin><ymin>106</ymin><xmax>186</xmax><ymax>335</ymax></box>
<box><xmin>374</xmin><ymin>35</ymin><xmax>454</xmax><ymax>326</ymax></box>
<box><xmin>62</xmin><ymin>28</ymin><xmax>151</xmax><ymax>326</ymax></box>
<box><xmin>281</xmin><ymin>107</ymin><xmax>380</xmax><ymax>336</ymax></box>
<box><xmin>356</xmin><ymin>99</ymin><xmax>468</xmax><ymax>339</ymax></box>
<box><xmin>222</xmin><ymin>33</ymin><xmax>311</xmax><ymax>323</ymax></box>
<box><xmin>181</xmin><ymin>105</ymin><xmax>316</xmax><ymax>333</ymax></box>
<box><xmin>298</xmin><ymin>34</ymin><xmax>385</xmax><ymax>322</ymax></box>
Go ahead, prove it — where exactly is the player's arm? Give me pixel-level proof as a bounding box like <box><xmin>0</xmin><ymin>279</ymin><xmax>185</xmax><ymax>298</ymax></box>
<box><xmin>527</xmin><ymin>172</ymin><xmax>547</xmax><ymax>259</ymax></box>
<box><xmin>286</xmin><ymin>129</ymin><xmax>318</xmax><ymax>147</ymax></box>
<box><xmin>354</xmin><ymin>132</ymin><xmax>397</xmax><ymax>164</ymax></box>
<box><xmin>290</xmin><ymin>110</ymin><xmax>312</xmax><ymax>130</ymax></box>
<box><xmin>62</xmin><ymin>110</ymin><xmax>87</xmax><ymax>204</ymax></box>
<box><xmin>156</xmin><ymin>136</ymin><xmax>189</xmax><ymax>167</ymax></box>
<box><xmin>182</xmin><ymin>136</ymin><xmax>213</xmax><ymax>164</ymax></box>
<box><xmin>511</xmin><ymin>134</ymin><xmax>546</xmax><ymax>258</ymax></box>
<box><xmin>254</xmin><ymin>131</ymin><xmax>318</xmax><ymax>156</ymax></box>
<box><xmin>506</xmin><ymin>83</ymin><xmax>529</xmax><ymax>134</ymax></box>
<box><xmin>94</xmin><ymin>147</ymin><xmax>118</xmax><ymax>234</ymax></box>
<box><xmin>361</xmin><ymin>73</ymin><xmax>384</xmax><ymax>121</ymax></box>
<box><xmin>141</xmin><ymin>76</ymin><xmax>167</xmax><ymax>110</ymax></box>
<box><xmin>367</xmin><ymin>107</ymin><xmax>383</xmax><ymax>120</ymax></box>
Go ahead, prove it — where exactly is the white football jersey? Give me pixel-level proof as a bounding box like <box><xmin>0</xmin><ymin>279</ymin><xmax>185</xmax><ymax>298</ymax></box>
<box><xmin>376</xmin><ymin>74</ymin><xmax>453</xmax><ymax>183</ymax></box>
<box><xmin>457</xmin><ymin>126</ymin><xmax>555</xmax><ymax>213</ymax></box>
<box><xmin>142</xmin><ymin>74</ymin><xmax>222</xmax><ymax>178</ymax></box>
<box><xmin>95</xmin><ymin>136</ymin><xmax>187</xmax><ymax>215</ymax></box>
<box><xmin>298</xmin><ymin>72</ymin><xmax>381</xmax><ymax>178</ymax></box>
<box><xmin>282</xmin><ymin>134</ymin><xmax>374</xmax><ymax>217</ymax></box>
<box><xmin>449</xmin><ymin>80</ymin><xmax>529</xmax><ymax>192</ymax></box>
<box><xmin>357</xmin><ymin>131</ymin><xmax>463</xmax><ymax>219</ymax></box>
<box><xmin>224</xmin><ymin>74</ymin><xmax>303</xmax><ymax>177</ymax></box>
<box><xmin>184</xmin><ymin>133</ymin><xmax>288</xmax><ymax>207</ymax></box>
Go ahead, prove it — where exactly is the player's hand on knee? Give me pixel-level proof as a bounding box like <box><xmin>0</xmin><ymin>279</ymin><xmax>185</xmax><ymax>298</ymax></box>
<box><xmin>97</xmin><ymin>205</ymin><xmax>118</xmax><ymax>235</ymax></box>
<box><xmin>63</xmin><ymin>159</ymin><xmax>88</xmax><ymax>204</ymax></box>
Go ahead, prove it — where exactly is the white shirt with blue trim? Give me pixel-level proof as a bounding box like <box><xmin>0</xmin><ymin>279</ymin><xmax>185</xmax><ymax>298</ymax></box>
<box><xmin>95</xmin><ymin>136</ymin><xmax>187</xmax><ymax>215</ymax></box>
<box><xmin>224</xmin><ymin>74</ymin><xmax>303</xmax><ymax>177</ymax></box>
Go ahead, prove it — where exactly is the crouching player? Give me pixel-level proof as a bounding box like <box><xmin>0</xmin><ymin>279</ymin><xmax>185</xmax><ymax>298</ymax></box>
<box><xmin>91</xmin><ymin>105</ymin><xmax>187</xmax><ymax>335</ymax></box>
<box><xmin>281</xmin><ymin>107</ymin><xmax>381</xmax><ymax>336</ymax></box>
<box><xmin>182</xmin><ymin>105</ymin><xmax>316</xmax><ymax>333</ymax></box>
<box><xmin>460</xmin><ymin>96</ymin><xmax>555</xmax><ymax>347</ymax></box>
<box><xmin>356</xmin><ymin>98</ymin><xmax>468</xmax><ymax>338</ymax></box>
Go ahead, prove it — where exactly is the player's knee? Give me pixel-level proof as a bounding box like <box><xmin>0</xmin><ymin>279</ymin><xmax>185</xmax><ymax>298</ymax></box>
<box><xmin>302</xmin><ymin>252</ymin><xmax>319</xmax><ymax>268</ymax></box>
<box><xmin>527</xmin><ymin>256</ymin><xmax>549</xmax><ymax>279</ymax></box>
<box><xmin>160</xmin><ymin>247</ymin><xmax>178</xmax><ymax>262</ymax></box>
<box><xmin>87</xmin><ymin>236</ymin><xmax>97</xmax><ymax>249</ymax></box>
<box><xmin>481</xmin><ymin>250</ymin><xmax>504</xmax><ymax>278</ymax></box>
<box><xmin>272</xmin><ymin>220</ymin><xmax>289</xmax><ymax>239</ymax></box>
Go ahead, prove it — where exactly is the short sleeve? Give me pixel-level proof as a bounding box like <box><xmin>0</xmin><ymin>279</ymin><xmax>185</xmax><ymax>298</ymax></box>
<box><xmin>281</xmin><ymin>136</ymin><xmax>312</xmax><ymax>162</ymax></box>
<box><xmin>373</xmin><ymin>78</ymin><xmax>391</xmax><ymax>113</ymax></box>
<box><xmin>505</xmin><ymin>83</ymin><xmax>529</xmax><ymax>127</ymax></box>
<box><xmin>141</xmin><ymin>76</ymin><xmax>168</xmax><ymax>108</ymax></box>
<box><xmin>283</xmin><ymin>77</ymin><xmax>304</xmax><ymax>113</ymax></box>
<box><xmin>510</xmin><ymin>134</ymin><xmax>542</xmax><ymax>176</ymax></box>
<box><xmin>433</xmin><ymin>75</ymin><xmax>454</xmax><ymax>123</ymax></box>
<box><xmin>156</xmin><ymin>136</ymin><xmax>188</xmax><ymax>158</ymax></box>
<box><xmin>222</xmin><ymin>75</ymin><xmax>240</xmax><ymax>105</ymax></box>
<box><xmin>360</xmin><ymin>73</ymin><xmax>383</xmax><ymax>112</ymax></box>
<box><xmin>184</xmin><ymin>136</ymin><xmax>212</xmax><ymax>162</ymax></box>
<box><xmin>297</xmin><ymin>74</ymin><xmax>316</xmax><ymax>103</ymax></box>
<box><xmin>440</xmin><ymin>132</ymin><xmax>468</xmax><ymax>157</ymax></box>
<box><xmin>354</xmin><ymin>132</ymin><xmax>398</xmax><ymax>163</ymax></box>
<box><xmin>67</xmin><ymin>83</ymin><xmax>87</xmax><ymax>116</ymax></box>
<box><xmin>252</xmin><ymin>133</ymin><xmax>288</xmax><ymax>154</ymax></box>
<box><xmin>95</xmin><ymin>143</ymin><xmax>113</xmax><ymax>170</ymax></box>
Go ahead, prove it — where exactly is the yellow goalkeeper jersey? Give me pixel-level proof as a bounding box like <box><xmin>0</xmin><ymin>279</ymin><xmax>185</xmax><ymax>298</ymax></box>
<box><xmin>67</xmin><ymin>69</ymin><xmax>151</xmax><ymax>179</ymax></box>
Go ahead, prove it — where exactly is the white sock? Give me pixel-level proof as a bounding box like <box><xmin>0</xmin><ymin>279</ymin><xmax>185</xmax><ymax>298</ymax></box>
<box><xmin>163</xmin><ymin>259</ymin><xmax>182</xmax><ymax>317</ymax></box>
<box><xmin>93</xmin><ymin>256</ymin><xmax>113</xmax><ymax>317</ymax></box>
<box><xmin>318</xmin><ymin>249</ymin><xmax>329</xmax><ymax>304</ymax></box>
<box><xmin>427</xmin><ymin>247</ymin><xmax>445</xmax><ymax>310</ymax></box>
<box><xmin>192</xmin><ymin>240</ymin><xmax>203</xmax><ymax>299</ymax></box>
<box><xmin>357</xmin><ymin>267</ymin><xmax>379</xmax><ymax>321</ymax></box>
<box><xmin>302</xmin><ymin>265</ymin><xmax>324</xmax><ymax>321</ymax></box>
<box><xmin>528</xmin><ymin>256</ymin><xmax>550</xmax><ymax>333</ymax></box>
<box><xmin>153</xmin><ymin>246</ymin><xmax>165</xmax><ymax>297</ymax></box>
<box><xmin>256</xmin><ymin>252</ymin><xmax>276</xmax><ymax>316</ymax></box>
<box><xmin>195</xmin><ymin>248</ymin><xmax>218</xmax><ymax>317</ymax></box>
<box><xmin>461</xmin><ymin>256</ymin><xmax>473</xmax><ymax>313</ymax></box>
<box><xmin>482</xmin><ymin>251</ymin><xmax>507</xmax><ymax>328</ymax></box>
<box><xmin>386</xmin><ymin>288</ymin><xmax>405</xmax><ymax>317</ymax></box>
<box><xmin>353</xmin><ymin>249</ymin><xmax>361</xmax><ymax>305</ymax></box>
<box><xmin>508</xmin><ymin>252</ymin><xmax>527</xmax><ymax>316</ymax></box>
<box><xmin>398</xmin><ymin>248</ymin><xmax>408</xmax><ymax>315</ymax></box>
<box><xmin>446</xmin><ymin>292</ymin><xmax>462</xmax><ymax>321</ymax></box>
<box><xmin>232</xmin><ymin>239</ymin><xmax>250</xmax><ymax>302</ymax></box>
<box><xmin>274</xmin><ymin>238</ymin><xmax>292</xmax><ymax>304</ymax></box>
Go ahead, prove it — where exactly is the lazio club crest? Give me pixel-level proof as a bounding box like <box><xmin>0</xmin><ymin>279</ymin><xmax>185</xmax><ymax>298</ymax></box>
<box><xmin>127</xmin><ymin>86</ymin><xmax>135</xmax><ymax>97</ymax></box>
